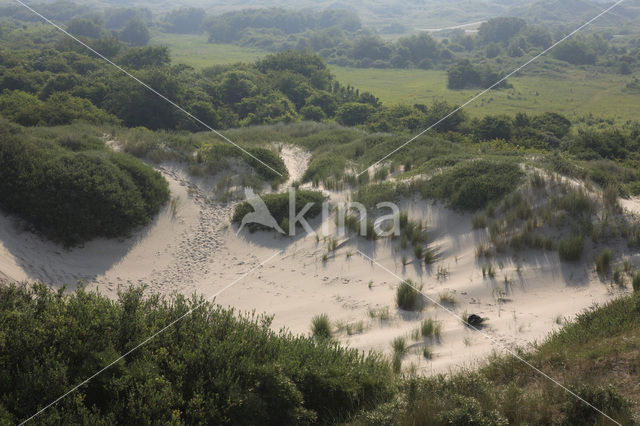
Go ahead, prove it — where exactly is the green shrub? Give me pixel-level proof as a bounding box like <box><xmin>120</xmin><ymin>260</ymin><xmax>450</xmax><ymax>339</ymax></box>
<box><xmin>311</xmin><ymin>314</ymin><xmax>332</xmax><ymax>339</ymax></box>
<box><xmin>563</xmin><ymin>385</ymin><xmax>632</xmax><ymax>425</ymax></box>
<box><xmin>396</xmin><ymin>280</ymin><xmax>422</xmax><ymax>311</ymax></box>
<box><xmin>0</xmin><ymin>124</ymin><xmax>169</xmax><ymax>245</ymax></box>
<box><xmin>199</xmin><ymin>143</ymin><xmax>288</xmax><ymax>182</ymax></box>
<box><xmin>0</xmin><ymin>283</ymin><xmax>394</xmax><ymax>424</ymax></box>
<box><xmin>415</xmin><ymin>159</ymin><xmax>524</xmax><ymax>211</ymax></box>
<box><xmin>232</xmin><ymin>190</ymin><xmax>326</xmax><ymax>232</ymax></box>
<box><xmin>558</xmin><ymin>234</ymin><xmax>584</xmax><ymax>262</ymax></box>
<box><xmin>596</xmin><ymin>248</ymin><xmax>613</xmax><ymax>274</ymax></box>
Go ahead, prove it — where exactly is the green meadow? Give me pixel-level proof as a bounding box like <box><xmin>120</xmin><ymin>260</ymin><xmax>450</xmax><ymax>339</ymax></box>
<box><xmin>154</xmin><ymin>34</ymin><xmax>639</xmax><ymax>122</ymax></box>
<box><xmin>330</xmin><ymin>66</ymin><xmax>639</xmax><ymax>122</ymax></box>
<box><xmin>150</xmin><ymin>33</ymin><xmax>265</xmax><ymax>66</ymax></box>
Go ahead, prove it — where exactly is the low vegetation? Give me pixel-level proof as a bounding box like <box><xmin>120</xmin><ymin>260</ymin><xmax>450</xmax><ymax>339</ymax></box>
<box><xmin>231</xmin><ymin>190</ymin><xmax>326</xmax><ymax>232</ymax></box>
<box><xmin>396</xmin><ymin>280</ymin><xmax>423</xmax><ymax>311</ymax></box>
<box><xmin>311</xmin><ymin>313</ymin><xmax>332</xmax><ymax>339</ymax></box>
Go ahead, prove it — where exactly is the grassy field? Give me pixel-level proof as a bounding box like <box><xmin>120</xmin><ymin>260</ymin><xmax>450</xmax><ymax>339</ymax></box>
<box><xmin>331</xmin><ymin>66</ymin><xmax>640</xmax><ymax>122</ymax></box>
<box><xmin>154</xmin><ymin>34</ymin><xmax>640</xmax><ymax>122</ymax></box>
<box><xmin>150</xmin><ymin>33</ymin><xmax>265</xmax><ymax>67</ymax></box>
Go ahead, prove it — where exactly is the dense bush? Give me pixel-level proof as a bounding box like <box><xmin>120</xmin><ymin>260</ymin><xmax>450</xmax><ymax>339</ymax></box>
<box><xmin>0</xmin><ymin>283</ymin><xmax>394</xmax><ymax>424</ymax></box>
<box><xmin>447</xmin><ymin>59</ymin><xmax>511</xmax><ymax>90</ymax></box>
<box><xmin>231</xmin><ymin>190</ymin><xmax>326</xmax><ymax>232</ymax></box>
<box><xmin>0</xmin><ymin>121</ymin><xmax>168</xmax><ymax>245</ymax></box>
<box><xmin>198</xmin><ymin>143</ymin><xmax>288</xmax><ymax>182</ymax></box>
<box><xmin>416</xmin><ymin>159</ymin><xmax>524</xmax><ymax>211</ymax></box>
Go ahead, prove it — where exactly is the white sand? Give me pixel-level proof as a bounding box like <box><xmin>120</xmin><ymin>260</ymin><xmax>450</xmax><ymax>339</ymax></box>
<box><xmin>0</xmin><ymin>150</ymin><xmax>635</xmax><ymax>374</ymax></box>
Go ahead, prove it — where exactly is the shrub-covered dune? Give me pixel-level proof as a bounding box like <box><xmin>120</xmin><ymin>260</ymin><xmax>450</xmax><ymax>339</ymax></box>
<box><xmin>0</xmin><ymin>120</ymin><xmax>169</xmax><ymax>245</ymax></box>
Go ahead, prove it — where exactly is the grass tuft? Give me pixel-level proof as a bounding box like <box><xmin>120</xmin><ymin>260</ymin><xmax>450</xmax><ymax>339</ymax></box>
<box><xmin>396</xmin><ymin>280</ymin><xmax>422</xmax><ymax>311</ymax></box>
<box><xmin>311</xmin><ymin>314</ymin><xmax>332</xmax><ymax>339</ymax></box>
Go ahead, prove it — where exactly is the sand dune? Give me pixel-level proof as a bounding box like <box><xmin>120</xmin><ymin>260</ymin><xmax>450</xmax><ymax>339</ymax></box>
<box><xmin>0</xmin><ymin>149</ymin><xmax>634</xmax><ymax>374</ymax></box>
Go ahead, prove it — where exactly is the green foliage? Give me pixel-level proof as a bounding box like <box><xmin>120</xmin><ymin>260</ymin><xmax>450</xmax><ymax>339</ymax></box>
<box><xmin>199</xmin><ymin>143</ymin><xmax>288</xmax><ymax>182</ymax></box>
<box><xmin>477</xmin><ymin>17</ymin><xmax>527</xmax><ymax>45</ymax></box>
<box><xmin>558</xmin><ymin>234</ymin><xmax>584</xmax><ymax>262</ymax></box>
<box><xmin>0</xmin><ymin>283</ymin><xmax>394</xmax><ymax>424</ymax></box>
<box><xmin>416</xmin><ymin>159</ymin><xmax>524</xmax><ymax>211</ymax></box>
<box><xmin>595</xmin><ymin>248</ymin><xmax>613</xmax><ymax>275</ymax></box>
<box><xmin>311</xmin><ymin>314</ymin><xmax>332</xmax><ymax>339</ymax></box>
<box><xmin>0</xmin><ymin>90</ymin><xmax>119</xmax><ymax>127</ymax></box>
<box><xmin>563</xmin><ymin>385</ymin><xmax>632</xmax><ymax>425</ymax></box>
<box><xmin>392</xmin><ymin>336</ymin><xmax>407</xmax><ymax>355</ymax></box>
<box><xmin>396</xmin><ymin>280</ymin><xmax>422</xmax><ymax>311</ymax></box>
<box><xmin>0</xmin><ymin>121</ymin><xmax>168</xmax><ymax>245</ymax></box>
<box><xmin>231</xmin><ymin>190</ymin><xmax>326</xmax><ymax>232</ymax></box>
<box><xmin>117</xmin><ymin>46</ymin><xmax>171</xmax><ymax>69</ymax></box>
<box><xmin>420</xmin><ymin>318</ymin><xmax>441</xmax><ymax>340</ymax></box>
<box><xmin>163</xmin><ymin>8</ymin><xmax>206</xmax><ymax>34</ymax></box>
<box><xmin>118</xmin><ymin>19</ymin><xmax>150</xmax><ymax>46</ymax></box>
<box><xmin>447</xmin><ymin>59</ymin><xmax>511</xmax><ymax>90</ymax></box>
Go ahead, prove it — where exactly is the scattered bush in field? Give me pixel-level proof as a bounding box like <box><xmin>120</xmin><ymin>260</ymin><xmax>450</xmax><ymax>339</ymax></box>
<box><xmin>596</xmin><ymin>248</ymin><xmax>613</xmax><ymax>274</ymax></box>
<box><xmin>414</xmin><ymin>245</ymin><xmax>423</xmax><ymax>259</ymax></box>
<box><xmin>558</xmin><ymin>234</ymin><xmax>584</xmax><ymax>261</ymax></box>
<box><xmin>0</xmin><ymin>283</ymin><xmax>394</xmax><ymax>424</ymax></box>
<box><xmin>396</xmin><ymin>280</ymin><xmax>422</xmax><ymax>311</ymax></box>
<box><xmin>311</xmin><ymin>314</ymin><xmax>332</xmax><ymax>339</ymax></box>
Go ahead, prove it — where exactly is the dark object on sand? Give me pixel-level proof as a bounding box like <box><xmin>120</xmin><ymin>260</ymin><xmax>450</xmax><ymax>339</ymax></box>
<box><xmin>467</xmin><ymin>314</ymin><xmax>484</xmax><ymax>327</ymax></box>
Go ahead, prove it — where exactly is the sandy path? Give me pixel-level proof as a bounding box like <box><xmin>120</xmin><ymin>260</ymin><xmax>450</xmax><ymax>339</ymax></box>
<box><xmin>279</xmin><ymin>144</ymin><xmax>311</xmax><ymax>186</ymax></box>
